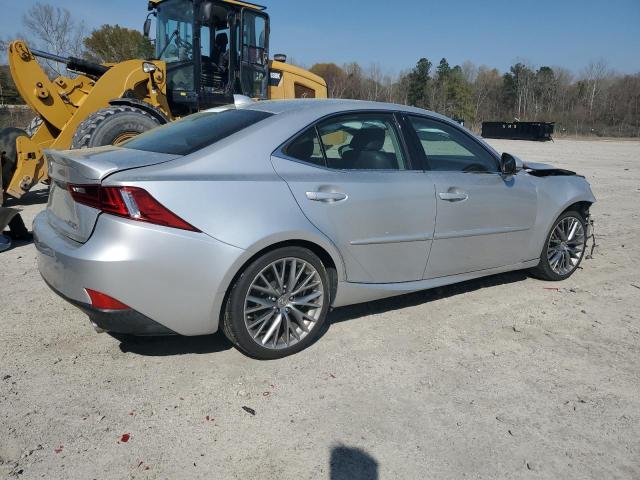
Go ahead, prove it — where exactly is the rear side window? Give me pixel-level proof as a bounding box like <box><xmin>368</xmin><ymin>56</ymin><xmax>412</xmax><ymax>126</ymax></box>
<box><xmin>123</xmin><ymin>109</ymin><xmax>273</xmax><ymax>155</ymax></box>
<box><xmin>284</xmin><ymin>128</ymin><xmax>326</xmax><ymax>167</ymax></box>
<box><xmin>284</xmin><ymin>113</ymin><xmax>407</xmax><ymax>171</ymax></box>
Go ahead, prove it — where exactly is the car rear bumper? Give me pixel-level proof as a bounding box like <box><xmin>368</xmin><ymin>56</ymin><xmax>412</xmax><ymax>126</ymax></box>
<box><xmin>44</xmin><ymin>277</ymin><xmax>176</xmax><ymax>335</ymax></box>
<box><xmin>33</xmin><ymin>211</ymin><xmax>245</xmax><ymax>336</ymax></box>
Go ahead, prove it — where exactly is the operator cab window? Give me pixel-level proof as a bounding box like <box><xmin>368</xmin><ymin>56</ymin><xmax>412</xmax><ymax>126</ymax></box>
<box><xmin>408</xmin><ymin>116</ymin><xmax>499</xmax><ymax>173</ymax></box>
<box><xmin>156</xmin><ymin>0</ymin><xmax>195</xmax><ymax>91</ymax></box>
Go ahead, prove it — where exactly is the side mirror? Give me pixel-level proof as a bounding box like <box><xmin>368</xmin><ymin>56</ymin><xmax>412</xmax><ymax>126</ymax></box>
<box><xmin>200</xmin><ymin>1</ymin><xmax>214</xmax><ymax>23</ymax></box>
<box><xmin>500</xmin><ymin>152</ymin><xmax>520</xmax><ymax>176</ymax></box>
<box><xmin>274</xmin><ymin>53</ymin><xmax>287</xmax><ymax>63</ymax></box>
<box><xmin>143</xmin><ymin>18</ymin><xmax>152</xmax><ymax>38</ymax></box>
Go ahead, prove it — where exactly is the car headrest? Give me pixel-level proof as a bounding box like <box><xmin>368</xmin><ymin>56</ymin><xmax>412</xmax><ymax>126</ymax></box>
<box><xmin>350</xmin><ymin>127</ymin><xmax>385</xmax><ymax>151</ymax></box>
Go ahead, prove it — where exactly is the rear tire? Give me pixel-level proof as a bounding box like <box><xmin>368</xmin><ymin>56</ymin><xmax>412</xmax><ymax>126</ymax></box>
<box><xmin>222</xmin><ymin>247</ymin><xmax>330</xmax><ymax>359</ymax></box>
<box><xmin>530</xmin><ymin>210</ymin><xmax>587</xmax><ymax>281</ymax></box>
<box><xmin>71</xmin><ymin>105</ymin><xmax>161</xmax><ymax>149</ymax></box>
<box><xmin>0</xmin><ymin>127</ymin><xmax>27</xmax><ymax>190</ymax></box>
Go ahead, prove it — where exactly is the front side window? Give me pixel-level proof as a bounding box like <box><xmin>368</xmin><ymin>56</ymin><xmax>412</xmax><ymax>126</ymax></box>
<box><xmin>408</xmin><ymin>116</ymin><xmax>499</xmax><ymax>173</ymax></box>
<box><xmin>316</xmin><ymin>114</ymin><xmax>406</xmax><ymax>170</ymax></box>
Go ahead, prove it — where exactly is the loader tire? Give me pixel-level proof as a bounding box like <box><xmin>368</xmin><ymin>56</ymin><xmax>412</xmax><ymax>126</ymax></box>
<box><xmin>0</xmin><ymin>128</ymin><xmax>27</xmax><ymax>190</ymax></box>
<box><xmin>71</xmin><ymin>105</ymin><xmax>160</xmax><ymax>149</ymax></box>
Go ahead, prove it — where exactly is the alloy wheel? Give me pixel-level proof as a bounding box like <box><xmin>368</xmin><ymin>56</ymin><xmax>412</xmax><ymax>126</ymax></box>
<box><xmin>546</xmin><ymin>216</ymin><xmax>586</xmax><ymax>276</ymax></box>
<box><xmin>243</xmin><ymin>257</ymin><xmax>325</xmax><ymax>350</ymax></box>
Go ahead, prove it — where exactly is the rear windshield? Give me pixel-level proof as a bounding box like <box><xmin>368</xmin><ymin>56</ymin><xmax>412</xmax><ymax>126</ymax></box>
<box><xmin>122</xmin><ymin>109</ymin><xmax>273</xmax><ymax>155</ymax></box>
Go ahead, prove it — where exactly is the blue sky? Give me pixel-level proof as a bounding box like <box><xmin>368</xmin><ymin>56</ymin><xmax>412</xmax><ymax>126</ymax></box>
<box><xmin>2</xmin><ymin>0</ymin><xmax>639</xmax><ymax>75</ymax></box>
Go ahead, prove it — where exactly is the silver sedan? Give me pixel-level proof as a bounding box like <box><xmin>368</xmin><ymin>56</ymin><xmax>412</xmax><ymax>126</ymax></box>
<box><xmin>34</xmin><ymin>100</ymin><xmax>596</xmax><ymax>359</ymax></box>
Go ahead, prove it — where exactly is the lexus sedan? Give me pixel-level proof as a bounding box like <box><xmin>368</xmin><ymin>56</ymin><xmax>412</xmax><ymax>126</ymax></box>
<box><xmin>34</xmin><ymin>100</ymin><xmax>595</xmax><ymax>359</ymax></box>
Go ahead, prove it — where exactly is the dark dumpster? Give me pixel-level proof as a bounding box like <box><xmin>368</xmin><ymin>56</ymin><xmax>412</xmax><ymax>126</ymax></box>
<box><xmin>481</xmin><ymin>121</ymin><xmax>554</xmax><ymax>141</ymax></box>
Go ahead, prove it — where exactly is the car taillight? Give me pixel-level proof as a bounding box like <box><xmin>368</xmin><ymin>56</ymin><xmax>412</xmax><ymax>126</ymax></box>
<box><xmin>68</xmin><ymin>185</ymin><xmax>200</xmax><ymax>232</ymax></box>
<box><xmin>86</xmin><ymin>289</ymin><xmax>130</xmax><ymax>310</ymax></box>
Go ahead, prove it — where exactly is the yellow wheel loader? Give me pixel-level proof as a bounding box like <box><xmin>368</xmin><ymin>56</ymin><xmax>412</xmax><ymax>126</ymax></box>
<box><xmin>0</xmin><ymin>0</ymin><xmax>327</xmax><ymax>200</ymax></box>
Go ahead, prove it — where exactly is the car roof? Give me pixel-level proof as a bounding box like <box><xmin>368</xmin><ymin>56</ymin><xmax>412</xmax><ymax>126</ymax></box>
<box><xmin>239</xmin><ymin>99</ymin><xmax>500</xmax><ymax>160</ymax></box>
<box><xmin>242</xmin><ymin>99</ymin><xmax>454</xmax><ymax>123</ymax></box>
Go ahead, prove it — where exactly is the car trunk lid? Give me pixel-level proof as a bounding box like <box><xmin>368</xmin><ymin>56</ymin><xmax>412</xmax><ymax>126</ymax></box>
<box><xmin>44</xmin><ymin>146</ymin><xmax>181</xmax><ymax>243</ymax></box>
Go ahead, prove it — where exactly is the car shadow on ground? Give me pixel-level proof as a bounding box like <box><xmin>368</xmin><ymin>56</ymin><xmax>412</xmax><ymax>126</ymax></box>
<box><xmin>113</xmin><ymin>270</ymin><xmax>529</xmax><ymax>357</ymax></box>
<box><xmin>328</xmin><ymin>270</ymin><xmax>529</xmax><ymax>325</ymax></box>
<box><xmin>114</xmin><ymin>332</ymin><xmax>232</xmax><ymax>356</ymax></box>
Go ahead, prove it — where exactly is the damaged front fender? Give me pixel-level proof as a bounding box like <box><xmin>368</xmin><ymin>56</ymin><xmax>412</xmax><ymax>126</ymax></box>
<box><xmin>524</xmin><ymin>161</ymin><xmax>578</xmax><ymax>177</ymax></box>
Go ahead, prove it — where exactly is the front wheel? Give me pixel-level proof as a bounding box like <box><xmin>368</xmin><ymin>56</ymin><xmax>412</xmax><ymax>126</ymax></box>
<box><xmin>530</xmin><ymin>210</ymin><xmax>587</xmax><ymax>281</ymax></box>
<box><xmin>223</xmin><ymin>247</ymin><xmax>330</xmax><ymax>359</ymax></box>
<box><xmin>71</xmin><ymin>105</ymin><xmax>161</xmax><ymax>149</ymax></box>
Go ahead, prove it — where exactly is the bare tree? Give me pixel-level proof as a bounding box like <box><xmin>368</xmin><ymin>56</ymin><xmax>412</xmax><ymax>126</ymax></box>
<box><xmin>461</xmin><ymin>61</ymin><xmax>478</xmax><ymax>83</ymax></box>
<box><xmin>472</xmin><ymin>66</ymin><xmax>500</xmax><ymax>127</ymax></box>
<box><xmin>582</xmin><ymin>60</ymin><xmax>609</xmax><ymax>116</ymax></box>
<box><xmin>365</xmin><ymin>63</ymin><xmax>385</xmax><ymax>101</ymax></box>
<box><xmin>21</xmin><ymin>3</ymin><xmax>86</xmax><ymax>76</ymax></box>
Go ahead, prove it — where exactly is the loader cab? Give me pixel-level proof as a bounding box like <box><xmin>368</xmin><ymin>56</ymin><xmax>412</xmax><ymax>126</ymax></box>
<box><xmin>151</xmin><ymin>0</ymin><xmax>269</xmax><ymax>115</ymax></box>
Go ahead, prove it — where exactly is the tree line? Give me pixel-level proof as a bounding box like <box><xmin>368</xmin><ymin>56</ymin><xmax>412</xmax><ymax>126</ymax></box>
<box><xmin>310</xmin><ymin>59</ymin><xmax>640</xmax><ymax>137</ymax></box>
<box><xmin>2</xmin><ymin>3</ymin><xmax>639</xmax><ymax>137</ymax></box>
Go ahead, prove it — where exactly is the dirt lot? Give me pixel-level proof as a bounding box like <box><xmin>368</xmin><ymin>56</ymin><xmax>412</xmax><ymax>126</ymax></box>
<box><xmin>1</xmin><ymin>138</ymin><xmax>639</xmax><ymax>479</ymax></box>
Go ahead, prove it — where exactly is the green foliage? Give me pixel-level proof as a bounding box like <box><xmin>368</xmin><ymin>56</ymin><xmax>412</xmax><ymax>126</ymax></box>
<box><xmin>83</xmin><ymin>24</ymin><xmax>155</xmax><ymax>63</ymax></box>
<box><xmin>406</xmin><ymin>58</ymin><xmax>432</xmax><ymax>108</ymax></box>
<box><xmin>436</xmin><ymin>58</ymin><xmax>451</xmax><ymax>80</ymax></box>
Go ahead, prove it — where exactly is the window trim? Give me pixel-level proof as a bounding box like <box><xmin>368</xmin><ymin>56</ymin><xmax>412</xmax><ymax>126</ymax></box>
<box><xmin>276</xmin><ymin>110</ymin><xmax>419</xmax><ymax>172</ymax></box>
<box><xmin>402</xmin><ymin>114</ymin><xmax>502</xmax><ymax>174</ymax></box>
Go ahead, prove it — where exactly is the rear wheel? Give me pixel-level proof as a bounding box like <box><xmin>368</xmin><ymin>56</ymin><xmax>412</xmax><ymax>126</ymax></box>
<box><xmin>0</xmin><ymin>127</ymin><xmax>27</xmax><ymax>190</ymax></box>
<box><xmin>530</xmin><ymin>210</ymin><xmax>587</xmax><ymax>281</ymax></box>
<box><xmin>71</xmin><ymin>105</ymin><xmax>161</xmax><ymax>149</ymax></box>
<box><xmin>223</xmin><ymin>247</ymin><xmax>330</xmax><ymax>359</ymax></box>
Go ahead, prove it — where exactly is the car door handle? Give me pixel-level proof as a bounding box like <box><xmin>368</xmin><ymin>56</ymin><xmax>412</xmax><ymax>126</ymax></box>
<box><xmin>306</xmin><ymin>191</ymin><xmax>348</xmax><ymax>202</ymax></box>
<box><xmin>438</xmin><ymin>192</ymin><xmax>468</xmax><ymax>202</ymax></box>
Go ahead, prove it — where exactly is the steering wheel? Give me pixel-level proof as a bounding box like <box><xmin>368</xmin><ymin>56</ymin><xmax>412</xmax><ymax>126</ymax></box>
<box><xmin>175</xmin><ymin>35</ymin><xmax>193</xmax><ymax>58</ymax></box>
<box><xmin>338</xmin><ymin>145</ymin><xmax>352</xmax><ymax>157</ymax></box>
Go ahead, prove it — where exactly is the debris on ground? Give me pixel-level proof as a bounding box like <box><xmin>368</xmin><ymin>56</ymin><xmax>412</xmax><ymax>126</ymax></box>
<box><xmin>242</xmin><ymin>406</ymin><xmax>256</xmax><ymax>416</ymax></box>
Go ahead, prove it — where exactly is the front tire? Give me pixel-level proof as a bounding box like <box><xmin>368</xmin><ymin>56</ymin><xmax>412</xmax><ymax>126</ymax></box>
<box><xmin>531</xmin><ymin>210</ymin><xmax>587</xmax><ymax>281</ymax></box>
<box><xmin>223</xmin><ymin>247</ymin><xmax>330</xmax><ymax>359</ymax></box>
<box><xmin>71</xmin><ymin>105</ymin><xmax>161</xmax><ymax>149</ymax></box>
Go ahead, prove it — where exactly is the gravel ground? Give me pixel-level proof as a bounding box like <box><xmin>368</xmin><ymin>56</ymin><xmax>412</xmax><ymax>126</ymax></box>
<box><xmin>1</xmin><ymin>138</ymin><xmax>639</xmax><ymax>479</ymax></box>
